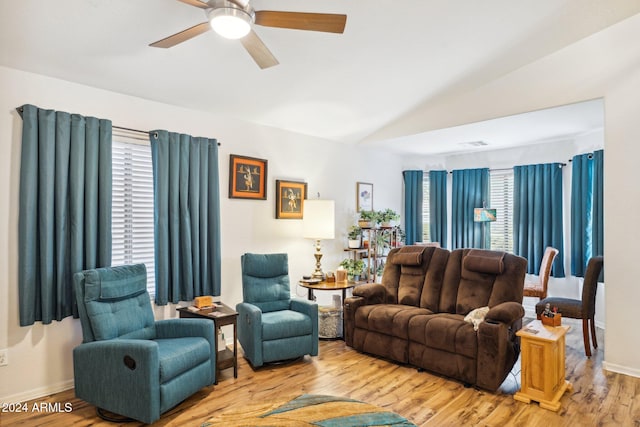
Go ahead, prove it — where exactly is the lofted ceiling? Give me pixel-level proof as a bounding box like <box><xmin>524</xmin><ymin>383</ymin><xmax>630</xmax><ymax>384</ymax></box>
<box><xmin>1</xmin><ymin>1</ymin><xmax>638</xmax><ymax>155</ymax></box>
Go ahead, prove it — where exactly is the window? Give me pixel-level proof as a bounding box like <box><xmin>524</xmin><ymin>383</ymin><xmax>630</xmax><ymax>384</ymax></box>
<box><xmin>489</xmin><ymin>170</ymin><xmax>514</xmax><ymax>252</ymax></box>
<box><xmin>422</xmin><ymin>173</ymin><xmax>430</xmax><ymax>242</ymax></box>
<box><xmin>111</xmin><ymin>132</ymin><xmax>156</xmax><ymax>296</ymax></box>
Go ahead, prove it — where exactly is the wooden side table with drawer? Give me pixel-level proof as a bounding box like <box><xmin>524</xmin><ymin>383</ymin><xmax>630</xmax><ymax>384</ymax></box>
<box><xmin>514</xmin><ymin>319</ymin><xmax>572</xmax><ymax>411</ymax></box>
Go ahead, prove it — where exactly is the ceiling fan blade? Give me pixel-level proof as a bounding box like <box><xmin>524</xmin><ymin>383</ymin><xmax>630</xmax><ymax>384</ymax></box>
<box><xmin>177</xmin><ymin>0</ymin><xmax>210</xmax><ymax>9</ymax></box>
<box><xmin>240</xmin><ymin>30</ymin><xmax>279</xmax><ymax>69</ymax></box>
<box><xmin>149</xmin><ymin>22</ymin><xmax>211</xmax><ymax>48</ymax></box>
<box><xmin>255</xmin><ymin>11</ymin><xmax>347</xmax><ymax>34</ymax></box>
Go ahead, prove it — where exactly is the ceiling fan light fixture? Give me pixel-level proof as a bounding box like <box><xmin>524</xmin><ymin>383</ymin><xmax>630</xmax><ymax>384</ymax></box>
<box><xmin>208</xmin><ymin>7</ymin><xmax>252</xmax><ymax>39</ymax></box>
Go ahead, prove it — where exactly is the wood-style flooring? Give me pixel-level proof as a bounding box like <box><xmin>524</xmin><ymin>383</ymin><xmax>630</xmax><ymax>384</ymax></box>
<box><xmin>2</xmin><ymin>318</ymin><xmax>639</xmax><ymax>426</ymax></box>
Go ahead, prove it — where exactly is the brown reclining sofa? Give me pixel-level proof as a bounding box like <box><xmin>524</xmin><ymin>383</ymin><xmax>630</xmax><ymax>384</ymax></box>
<box><xmin>344</xmin><ymin>245</ymin><xmax>527</xmax><ymax>391</ymax></box>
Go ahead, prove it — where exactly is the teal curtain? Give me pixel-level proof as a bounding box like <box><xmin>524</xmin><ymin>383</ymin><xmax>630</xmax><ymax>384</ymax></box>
<box><xmin>150</xmin><ymin>130</ymin><xmax>221</xmax><ymax>305</ymax></box>
<box><xmin>592</xmin><ymin>150</ymin><xmax>604</xmax><ymax>258</ymax></box>
<box><xmin>429</xmin><ymin>170</ymin><xmax>448</xmax><ymax>248</ymax></box>
<box><xmin>18</xmin><ymin>104</ymin><xmax>112</xmax><ymax>325</ymax></box>
<box><xmin>451</xmin><ymin>168</ymin><xmax>489</xmax><ymax>249</ymax></box>
<box><xmin>403</xmin><ymin>170</ymin><xmax>423</xmax><ymax>245</ymax></box>
<box><xmin>570</xmin><ymin>153</ymin><xmax>593</xmax><ymax>277</ymax></box>
<box><xmin>514</xmin><ymin>163</ymin><xmax>565</xmax><ymax>277</ymax></box>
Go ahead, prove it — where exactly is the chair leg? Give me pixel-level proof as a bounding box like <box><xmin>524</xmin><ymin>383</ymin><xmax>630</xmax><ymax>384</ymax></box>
<box><xmin>582</xmin><ymin>318</ymin><xmax>592</xmax><ymax>357</ymax></box>
<box><xmin>590</xmin><ymin>317</ymin><xmax>598</xmax><ymax>349</ymax></box>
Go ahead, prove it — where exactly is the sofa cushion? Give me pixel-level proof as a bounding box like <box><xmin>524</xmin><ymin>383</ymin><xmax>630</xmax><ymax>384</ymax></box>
<box><xmin>84</xmin><ymin>264</ymin><xmax>148</xmax><ymax>301</ymax></box>
<box><xmin>241</xmin><ymin>253</ymin><xmax>291</xmax><ymax>313</ymax></box>
<box><xmin>156</xmin><ymin>337</ymin><xmax>211</xmax><ymax>383</ymax></box>
<box><xmin>408</xmin><ymin>314</ymin><xmax>478</xmax><ymax>359</ymax></box>
<box><xmin>463</xmin><ymin>250</ymin><xmax>505</xmax><ymax>275</ymax></box>
<box><xmin>390</xmin><ymin>245</ymin><xmax>428</xmax><ymax>266</ymax></box>
<box><xmin>83</xmin><ymin>264</ymin><xmax>156</xmax><ymax>341</ymax></box>
<box><xmin>381</xmin><ymin>246</ymin><xmax>437</xmax><ymax>306</ymax></box>
<box><xmin>355</xmin><ymin>304</ymin><xmax>432</xmax><ymax>339</ymax></box>
<box><xmin>262</xmin><ymin>310</ymin><xmax>312</xmax><ymax>340</ymax></box>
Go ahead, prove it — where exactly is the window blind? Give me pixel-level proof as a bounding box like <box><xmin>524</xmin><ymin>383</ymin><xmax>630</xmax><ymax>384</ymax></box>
<box><xmin>112</xmin><ymin>134</ymin><xmax>156</xmax><ymax>296</ymax></box>
<box><xmin>489</xmin><ymin>170</ymin><xmax>514</xmax><ymax>252</ymax></box>
<box><xmin>422</xmin><ymin>174</ymin><xmax>430</xmax><ymax>242</ymax></box>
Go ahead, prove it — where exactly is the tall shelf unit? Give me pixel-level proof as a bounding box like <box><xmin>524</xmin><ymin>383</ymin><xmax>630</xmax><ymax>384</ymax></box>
<box><xmin>344</xmin><ymin>226</ymin><xmax>400</xmax><ymax>283</ymax></box>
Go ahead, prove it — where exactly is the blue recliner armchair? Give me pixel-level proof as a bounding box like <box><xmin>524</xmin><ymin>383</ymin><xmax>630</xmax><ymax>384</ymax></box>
<box><xmin>237</xmin><ymin>253</ymin><xmax>318</xmax><ymax>368</ymax></box>
<box><xmin>72</xmin><ymin>264</ymin><xmax>216</xmax><ymax>424</ymax></box>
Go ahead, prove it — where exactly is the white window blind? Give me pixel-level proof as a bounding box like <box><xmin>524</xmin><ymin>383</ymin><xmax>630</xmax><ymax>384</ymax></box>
<box><xmin>422</xmin><ymin>174</ymin><xmax>430</xmax><ymax>242</ymax></box>
<box><xmin>489</xmin><ymin>170</ymin><xmax>514</xmax><ymax>252</ymax></box>
<box><xmin>112</xmin><ymin>132</ymin><xmax>156</xmax><ymax>296</ymax></box>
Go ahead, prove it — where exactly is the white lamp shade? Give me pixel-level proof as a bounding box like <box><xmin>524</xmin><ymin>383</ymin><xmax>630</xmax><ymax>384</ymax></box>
<box><xmin>303</xmin><ymin>200</ymin><xmax>335</xmax><ymax>239</ymax></box>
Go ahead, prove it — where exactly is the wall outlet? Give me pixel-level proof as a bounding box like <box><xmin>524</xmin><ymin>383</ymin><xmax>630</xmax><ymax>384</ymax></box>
<box><xmin>0</xmin><ymin>349</ymin><xmax>8</xmax><ymax>366</ymax></box>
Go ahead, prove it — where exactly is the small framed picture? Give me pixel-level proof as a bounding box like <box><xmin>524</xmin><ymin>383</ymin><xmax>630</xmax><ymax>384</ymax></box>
<box><xmin>276</xmin><ymin>180</ymin><xmax>307</xmax><ymax>219</ymax></box>
<box><xmin>229</xmin><ymin>154</ymin><xmax>267</xmax><ymax>200</ymax></box>
<box><xmin>356</xmin><ymin>182</ymin><xmax>373</xmax><ymax>211</ymax></box>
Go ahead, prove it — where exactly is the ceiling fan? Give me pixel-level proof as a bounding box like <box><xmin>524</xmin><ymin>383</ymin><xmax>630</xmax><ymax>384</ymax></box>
<box><xmin>149</xmin><ymin>0</ymin><xmax>347</xmax><ymax>69</ymax></box>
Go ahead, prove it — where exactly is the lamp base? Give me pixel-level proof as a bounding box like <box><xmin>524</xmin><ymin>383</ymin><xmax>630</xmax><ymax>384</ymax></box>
<box><xmin>311</xmin><ymin>239</ymin><xmax>325</xmax><ymax>280</ymax></box>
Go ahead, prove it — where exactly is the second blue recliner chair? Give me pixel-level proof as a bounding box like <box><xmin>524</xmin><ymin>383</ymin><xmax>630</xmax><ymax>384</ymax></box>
<box><xmin>237</xmin><ymin>253</ymin><xmax>318</xmax><ymax>367</ymax></box>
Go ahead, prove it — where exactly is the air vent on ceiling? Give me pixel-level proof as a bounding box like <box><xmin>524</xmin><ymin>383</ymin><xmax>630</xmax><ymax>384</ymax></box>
<box><xmin>460</xmin><ymin>141</ymin><xmax>488</xmax><ymax>147</ymax></box>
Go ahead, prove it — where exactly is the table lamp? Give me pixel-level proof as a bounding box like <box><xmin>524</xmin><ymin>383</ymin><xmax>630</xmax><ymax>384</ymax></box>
<box><xmin>303</xmin><ymin>199</ymin><xmax>335</xmax><ymax>279</ymax></box>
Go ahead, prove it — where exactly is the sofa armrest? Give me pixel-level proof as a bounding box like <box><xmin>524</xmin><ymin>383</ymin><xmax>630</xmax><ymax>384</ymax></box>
<box><xmin>476</xmin><ymin>302</ymin><xmax>525</xmax><ymax>391</ymax></box>
<box><xmin>236</xmin><ymin>302</ymin><xmax>264</xmax><ymax>366</ymax></box>
<box><xmin>73</xmin><ymin>340</ymin><xmax>160</xmax><ymax>423</ymax></box>
<box><xmin>155</xmin><ymin>318</ymin><xmax>216</xmax><ymax>384</ymax></box>
<box><xmin>352</xmin><ymin>283</ymin><xmax>388</xmax><ymax>305</ymax></box>
<box><xmin>290</xmin><ymin>298</ymin><xmax>319</xmax><ymax>356</ymax></box>
<box><xmin>485</xmin><ymin>302</ymin><xmax>525</xmax><ymax>325</ymax></box>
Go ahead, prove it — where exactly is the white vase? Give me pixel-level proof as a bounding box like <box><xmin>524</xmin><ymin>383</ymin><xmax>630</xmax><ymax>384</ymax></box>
<box><xmin>348</xmin><ymin>239</ymin><xmax>361</xmax><ymax>249</ymax></box>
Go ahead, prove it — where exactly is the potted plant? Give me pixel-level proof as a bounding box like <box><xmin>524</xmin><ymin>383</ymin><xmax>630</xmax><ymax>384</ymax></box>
<box><xmin>339</xmin><ymin>258</ymin><xmax>365</xmax><ymax>282</ymax></box>
<box><xmin>347</xmin><ymin>225</ymin><xmax>362</xmax><ymax>249</ymax></box>
<box><xmin>374</xmin><ymin>230</ymin><xmax>391</xmax><ymax>256</ymax></box>
<box><xmin>395</xmin><ymin>227</ymin><xmax>406</xmax><ymax>247</ymax></box>
<box><xmin>358</xmin><ymin>210</ymin><xmax>378</xmax><ymax>228</ymax></box>
<box><xmin>378</xmin><ymin>208</ymin><xmax>400</xmax><ymax>227</ymax></box>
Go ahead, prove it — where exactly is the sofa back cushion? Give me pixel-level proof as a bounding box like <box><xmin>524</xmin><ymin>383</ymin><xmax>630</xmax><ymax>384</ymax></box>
<box><xmin>74</xmin><ymin>264</ymin><xmax>156</xmax><ymax>342</ymax></box>
<box><xmin>419</xmin><ymin>247</ymin><xmax>450</xmax><ymax>311</ymax></box>
<box><xmin>381</xmin><ymin>246</ymin><xmax>436</xmax><ymax>306</ymax></box>
<box><xmin>438</xmin><ymin>249</ymin><xmax>526</xmax><ymax>314</ymax></box>
<box><xmin>241</xmin><ymin>253</ymin><xmax>291</xmax><ymax>313</ymax></box>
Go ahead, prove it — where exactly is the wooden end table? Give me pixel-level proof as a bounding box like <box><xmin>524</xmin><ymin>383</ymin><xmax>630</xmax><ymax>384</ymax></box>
<box><xmin>298</xmin><ymin>280</ymin><xmax>355</xmax><ymax>339</ymax></box>
<box><xmin>298</xmin><ymin>279</ymin><xmax>355</xmax><ymax>304</ymax></box>
<box><xmin>514</xmin><ymin>319</ymin><xmax>572</xmax><ymax>411</ymax></box>
<box><xmin>177</xmin><ymin>302</ymin><xmax>238</xmax><ymax>384</ymax></box>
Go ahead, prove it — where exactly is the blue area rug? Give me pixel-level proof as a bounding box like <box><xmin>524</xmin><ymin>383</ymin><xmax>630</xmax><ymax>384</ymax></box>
<box><xmin>202</xmin><ymin>394</ymin><xmax>416</xmax><ymax>426</ymax></box>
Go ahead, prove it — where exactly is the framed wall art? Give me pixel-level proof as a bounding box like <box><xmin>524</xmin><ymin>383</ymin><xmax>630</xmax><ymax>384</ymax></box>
<box><xmin>276</xmin><ymin>180</ymin><xmax>307</xmax><ymax>219</ymax></box>
<box><xmin>356</xmin><ymin>182</ymin><xmax>373</xmax><ymax>211</ymax></box>
<box><xmin>229</xmin><ymin>154</ymin><xmax>267</xmax><ymax>200</ymax></box>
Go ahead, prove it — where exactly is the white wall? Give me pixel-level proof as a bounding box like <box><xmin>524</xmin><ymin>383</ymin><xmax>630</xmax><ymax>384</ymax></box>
<box><xmin>602</xmin><ymin>67</ymin><xmax>640</xmax><ymax>378</ymax></box>
<box><xmin>402</xmin><ymin>129</ymin><xmax>605</xmax><ymax>322</ymax></box>
<box><xmin>0</xmin><ymin>65</ymin><xmax>404</xmax><ymax>401</ymax></box>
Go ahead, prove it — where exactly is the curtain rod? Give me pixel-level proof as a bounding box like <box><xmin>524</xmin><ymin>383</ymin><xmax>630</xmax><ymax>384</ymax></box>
<box><xmin>113</xmin><ymin>126</ymin><xmax>222</xmax><ymax>146</ymax></box>
<box><xmin>445</xmin><ymin>163</ymin><xmax>567</xmax><ymax>174</ymax></box>
<box><xmin>15</xmin><ymin>107</ymin><xmax>221</xmax><ymax>146</ymax></box>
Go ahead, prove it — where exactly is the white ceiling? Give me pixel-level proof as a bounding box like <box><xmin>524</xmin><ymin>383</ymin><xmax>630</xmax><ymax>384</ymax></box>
<box><xmin>0</xmin><ymin>1</ymin><xmax>637</xmax><ymax>155</ymax></box>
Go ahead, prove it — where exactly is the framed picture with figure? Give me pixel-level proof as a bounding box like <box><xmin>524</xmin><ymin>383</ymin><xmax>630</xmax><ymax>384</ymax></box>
<box><xmin>356</xmin><ymin>182</ymin><xmax>373</xmax><ymax>211</ymax></box>
<box><xmin>229</xmin><ymin>154</ymin><xmax>267</xmax><ymax>199</ymax></box>
<box><xmin>276</xmin><ymin>180</ymin><xmax>307</xmax><ymax>219</ymax></box>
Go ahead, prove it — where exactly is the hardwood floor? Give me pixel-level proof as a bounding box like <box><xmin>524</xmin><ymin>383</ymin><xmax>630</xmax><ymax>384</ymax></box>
<box><xmin>3</xmin><ymin>318</ymin><xmax>639</xmax><ymax>426</ymax></box>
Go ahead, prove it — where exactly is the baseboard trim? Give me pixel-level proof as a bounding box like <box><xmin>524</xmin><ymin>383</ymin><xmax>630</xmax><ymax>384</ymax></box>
<box><xmin>602</xmin><ymin>361</ymin><xmax>640</xmax><ymax>378</ymax></box>
<box><xmin>1</xmin><ymin>379</ymin><xmax>74</xmax><ymax>403</ymax></box>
